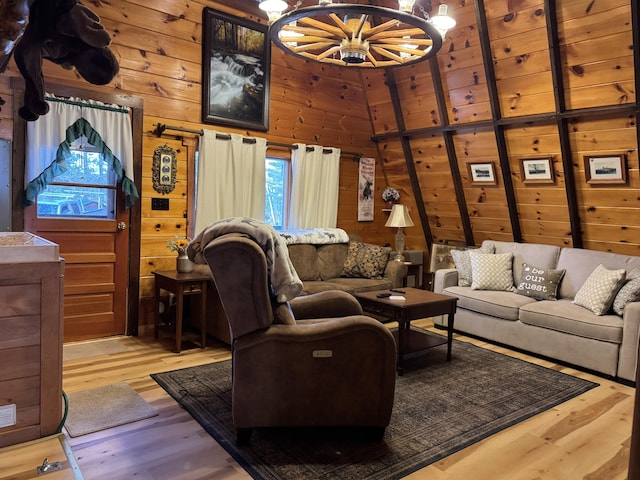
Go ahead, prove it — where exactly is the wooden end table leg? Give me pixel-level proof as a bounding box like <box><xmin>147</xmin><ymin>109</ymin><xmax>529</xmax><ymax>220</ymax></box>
<box><xmin>200</xmin><ymin>282</ymin><xmax>207</xmax><ymax>349</ymax></box>
<box><xmin>446</xmin><ymin>309</ymin><xmax>455</xmax><ymax>361</ymax></box>
<box><xmin>175</xmin><ymin>289</ymin><xmax>183</xmax><ymax>354</ymax></box>
<box><xmin>396</xmin><ymin>312</ymin><xmax>409</xmax><ymax>375</ymax></box>
<box><xmin>154</xmin><ymin>282</ymin><xmax>160</xmax><ymax>339</ymax></box>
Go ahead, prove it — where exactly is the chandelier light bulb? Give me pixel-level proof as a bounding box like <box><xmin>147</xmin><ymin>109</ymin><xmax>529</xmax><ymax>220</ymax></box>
<box><xmin>259</xmin><ymin>0</ymin><xmax>288</xmax><ymax>23</ymax></box>
<box><xmin>397</xmin><ymin>0</ymin><xmax>415</xmax><ymax>12</ymax></box>
<box><xmin>429</xmin><ymin>4</ymin><xmax>456</xmax><ymax>37</ymax></box>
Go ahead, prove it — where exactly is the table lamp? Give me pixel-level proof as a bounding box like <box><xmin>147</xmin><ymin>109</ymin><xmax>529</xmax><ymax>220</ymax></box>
<box><xmin>385</xmin><ymin>204</ymin><xmax>414</xmax><ymax>262</ymax></box>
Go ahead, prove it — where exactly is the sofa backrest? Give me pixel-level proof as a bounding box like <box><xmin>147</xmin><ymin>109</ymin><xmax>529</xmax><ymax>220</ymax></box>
<box><xmin>481</xmin><ymin>240</ymin><xmax>561</xmax><ymax>286</ymax></box>
<box><xmin>557</xmin><ymin>248</ymin><xmax>640</xmax><ymax>299</ymax></box>
<box><xmin>287</xmin><ymin>243</ymin><xmax>349</xmax><ymax>281</ymax></box>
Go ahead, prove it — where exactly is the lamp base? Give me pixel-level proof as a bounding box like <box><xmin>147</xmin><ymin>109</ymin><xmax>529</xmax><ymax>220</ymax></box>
<box><xmin>394</xmin><ymin>228</ymin><xmax>406</xmax><ymax>262</ymax></box>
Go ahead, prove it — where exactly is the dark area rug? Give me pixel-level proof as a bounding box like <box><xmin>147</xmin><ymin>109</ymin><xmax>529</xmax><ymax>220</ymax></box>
<box><xmin>151</xmin><ymin>337</ymin><xmax>598</xmax><ymax>480</ymax></box>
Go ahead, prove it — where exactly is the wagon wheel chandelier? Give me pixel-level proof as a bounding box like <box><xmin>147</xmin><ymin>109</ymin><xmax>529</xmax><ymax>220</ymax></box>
<box><xmin>259</xmin><ymin>1</ymin><xmax>456</xmax><ymax>68</ymax></box>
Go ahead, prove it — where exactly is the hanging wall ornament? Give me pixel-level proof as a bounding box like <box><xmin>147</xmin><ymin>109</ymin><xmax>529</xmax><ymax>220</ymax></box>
<box><xmin>152</xmin><ymin>144</ymin><xmax>177</xmax><ymax>194</ymax></box>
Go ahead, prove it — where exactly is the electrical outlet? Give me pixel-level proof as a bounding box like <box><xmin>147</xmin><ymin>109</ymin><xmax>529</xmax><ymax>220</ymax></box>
<box><xmin>0</xmin><ymin>404</ymin><xmax>16</xmax><ymax>428</ymax></box>
<box><xmin>151</xmin><ymin>198</ymin><xmax>170</xmax><ymax>210</ymax></box>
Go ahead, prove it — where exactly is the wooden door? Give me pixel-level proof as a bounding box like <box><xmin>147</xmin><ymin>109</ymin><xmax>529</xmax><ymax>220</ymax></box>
<box><xmin>25</xmin><ymin>202</ymin><xmax>129</xmax><ymax>342</ymax></box>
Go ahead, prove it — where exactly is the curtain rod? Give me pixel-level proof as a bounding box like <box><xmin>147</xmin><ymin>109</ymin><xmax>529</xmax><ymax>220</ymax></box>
<box><xmin>153</xmin><ymin>123</ymin><xmax>363</xmax><ymax>159</ymax></box>
<box><xmin>46</xmin><ymin>95</ymin><xmax>129</xmax><ymax>114</ymax></box>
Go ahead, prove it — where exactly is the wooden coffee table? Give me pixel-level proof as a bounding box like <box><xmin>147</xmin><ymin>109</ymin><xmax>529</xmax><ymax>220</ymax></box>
<box><xmin>354</xmin><ymin>287</ymin><xmax>457</xmax><ymax>374</ymax></box>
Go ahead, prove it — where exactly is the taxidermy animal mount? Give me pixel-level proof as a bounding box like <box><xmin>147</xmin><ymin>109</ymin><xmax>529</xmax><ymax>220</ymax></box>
<box><xmin>0</xmin><ymin>0</ymin><xmax>119</xmax><ymax>121</ymax></box>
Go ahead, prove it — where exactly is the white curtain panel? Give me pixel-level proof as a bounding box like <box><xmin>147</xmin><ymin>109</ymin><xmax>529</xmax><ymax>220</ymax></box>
<box><xmin>194</xmin><ymin>130</ymin><xmax>267</xmax><ymax>236</ymax></box>
<box><xmin>25</xmin><ymin>95</ymin><xmax>134</xmax><ymax>187</ymax></box>
<box><xmin>289</xmin><ymin>144</ymin><xmax>340</xmax><ymax>229</ymax></box>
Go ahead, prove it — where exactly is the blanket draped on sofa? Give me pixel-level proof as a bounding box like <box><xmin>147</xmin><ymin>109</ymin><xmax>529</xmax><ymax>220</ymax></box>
<box><xmin>187</xmin><ymin>217</ymin><xmax>303</xmax><ymax>302</ymax></box>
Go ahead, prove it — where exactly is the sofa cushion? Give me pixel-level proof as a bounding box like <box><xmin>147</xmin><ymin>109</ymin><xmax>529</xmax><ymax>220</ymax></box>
<box><xmin>301</xmin><ymin>280</ymin><xmax>354</xmax><ymax>295</ymax></box>
<box><xmin>341</xmin><ymin>241</ymin><xmax>390</xmax><ymax>279</ymax></box>
<box><xmin>287</xmin><ymin>244</ymin><xmax>320</xmax><ymax>281</ymax></box>
<box><xmin>450</xmin><ymin>243</ymin><xmax>495</xmax><ymax>287</ymax></box>
<box><xmin>573</xmin><ymin>264</ymin><xmax>626</xmax><ymax>315</ymax></box>
<box><xmin>515</xmin><ymin>263</ymin><xmax>566</xmax><ymax>301</ymax></box>
<box><xmin>330</xmin><ymin>277</ymin><xmax>393</xmax><ymax>293</ymax></box>
<box><xmin>470</xmin><ymin>252</ymin><xmax>515</xmax><ymax>292</ymax></box>
<box><xmin>519</xmin><ymin>299</ymin><xmax>623</xmax><ymax>343</ymax></box>
<box><xmin>613</xmin><ymin>268</ymin><xmax>640</xmax><ymax>315</ymax></box>
<box><xmin>444</xmin><ymin>286</ymin><xmax>536</xmax><ymax>321</ymax></box>
<box><xmin>486</xmin><ymin>240</ymin><xmax>560</xmax><ymax>287</ymax></box>
<box><xmin>317</xmin><ymin>243</ymin><xmax>349</xmax><ymax>280</ymax></box>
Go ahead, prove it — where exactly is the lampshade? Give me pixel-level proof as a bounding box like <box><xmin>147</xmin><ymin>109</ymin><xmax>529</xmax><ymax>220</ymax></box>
<box><xmin>385</xmin><ymin>204</ymin><xmax>415</xmax><ymax>228</ymax></box>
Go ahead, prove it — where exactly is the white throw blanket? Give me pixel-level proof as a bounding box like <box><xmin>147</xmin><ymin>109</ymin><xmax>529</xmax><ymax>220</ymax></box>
<box><xmin>279</xmin><ymin>228</ymin><xmax>349</xmax><ymax>245</ymax></box>
<box><xmin>187</xmin><ymin>217</ymin><xmax>303</xmax><ymax>302</ymax></box>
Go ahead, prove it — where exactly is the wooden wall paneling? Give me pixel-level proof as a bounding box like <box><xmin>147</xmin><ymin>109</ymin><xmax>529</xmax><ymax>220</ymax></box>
<box><xmin>440</xmin><ymin>1</ymin><xmax>492</xmax><ymax>125</ymax></box>
<box><xmin>385</xmin><ymin>68</ymin><xmax>433</xmax><ymax>249</ymax></box>
<box><xmin>474</xmin><ymin>0</ymin><xmax>520</xmax><ymax>242</ymax></box>
<box><xmin>487</xmin><ymin>1</ymin><xmax>555</xmax><ymax>118</ymax></box>
<box><xmin>543</xmin><ymin>0</ymin><xmax>581</xmax><ymax>248</ymax></box>
<box><xmin>429</xmin><ymin>52</ymin><xmax>473</xmax><ymax>247</ymax></box>
<box><xmin>0</xmin><ymin>77</ymin><xmax>13</xmax><ymax>140</ymax></box>
<box><xmin>505</xmin><ymin>124</ymin><xmax>571</xmax><ymax>246</ymax></box>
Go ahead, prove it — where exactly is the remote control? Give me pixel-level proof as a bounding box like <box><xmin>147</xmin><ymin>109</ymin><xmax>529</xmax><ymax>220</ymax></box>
<box><xmin>376</xmin><ymin>292</ymin><xmax>392</xmax><ymax>298</ymax></box>
<box><xmin>390</xmin><ymin>288</ymin><xmax>405</xmax><ymax>294</ymax></box>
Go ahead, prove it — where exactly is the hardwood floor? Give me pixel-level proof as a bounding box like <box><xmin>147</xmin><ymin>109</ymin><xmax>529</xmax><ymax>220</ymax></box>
<box><xmin>8</xmin><ymin>320</ymin><xmax>636</xmax><ymax>479</ymax></box>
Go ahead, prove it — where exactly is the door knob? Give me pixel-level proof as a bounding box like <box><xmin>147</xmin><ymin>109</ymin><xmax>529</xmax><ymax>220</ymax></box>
<box><xmin>117</xmin><ymin>222</ymin><xmax>127</xmax><ymax>230</ymax></box>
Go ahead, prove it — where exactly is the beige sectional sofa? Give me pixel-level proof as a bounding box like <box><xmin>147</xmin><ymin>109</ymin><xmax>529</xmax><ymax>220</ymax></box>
<box><xmin>433</xmin><ymin>240</ymin><xmax>640</xmax><ymax>383</ymax></box>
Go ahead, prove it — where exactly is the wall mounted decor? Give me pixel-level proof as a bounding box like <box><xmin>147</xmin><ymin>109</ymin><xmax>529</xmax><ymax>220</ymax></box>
<box><xmin>358</xmin><ymin>157</ymin><xmax>375</xmax><ymax>221</ymax></box>
<box><xmin>152</xmin><ymin>144</ymin><xmax>177</xmax><ymax>194</ymax></box>
<box><xmin>520</xmin><ymin>157</ymin><xmax>555</xmax><ymax>184</ymax></box>
<box><xmin>201</xmin><ymin>8</ymin><xmax>270</xmax><ymax>131</ymax></box>
<box><xmin>584</xmin><ymin>154</ymin><xmax>627</xmax><ymax>185</ymax></box>
<box><xmin>467</xmin><ymin>162</ymin><xmax>497</xmax><ymax>186</ymax></box>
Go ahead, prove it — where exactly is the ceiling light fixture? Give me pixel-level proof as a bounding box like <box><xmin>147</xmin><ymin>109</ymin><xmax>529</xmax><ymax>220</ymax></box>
<box><xmin>260</xmin><ymin>1</ymin><xmax>456</xmax><ymax>68</ymax></box>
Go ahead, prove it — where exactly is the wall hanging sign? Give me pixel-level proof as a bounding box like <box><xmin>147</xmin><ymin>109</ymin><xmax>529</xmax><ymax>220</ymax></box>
<box><xmin>520</xmin><ymin>157</ymin><xmax>555</xmax><ymax>184</ymax></box>
<box><xmin>201</xmin><ymin>8</ymin><xmax>270</xmax><ymax>131</ymax></box>
<box><xmin>584</xmin><ymin>154</ymin><xmax>627</xmax><ymax>185</ymax></box>
<box><xmin>467</xmin><ymin>161</ymin><xmax>497</xmax><ymax>186</ymax></box>
<box><xmin>358</xmin><ymin>157</ymin><xmax>375</xmax><ymax>221</ymax></box>
<box><xmin>152</xmin><ymin>144</ymin><xmax>177</xmax><ymax>194</ymax></box>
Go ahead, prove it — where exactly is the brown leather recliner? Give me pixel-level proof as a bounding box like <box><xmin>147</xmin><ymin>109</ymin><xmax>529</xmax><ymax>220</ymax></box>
<box><xmin>203</xmin><ymin>233</ymin><xmax>396</xmax><ymax>445</ymax></box>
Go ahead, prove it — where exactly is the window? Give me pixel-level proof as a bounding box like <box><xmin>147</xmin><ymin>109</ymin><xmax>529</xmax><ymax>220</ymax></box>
<box><xmin>36</xmin><ymin>138</ymin><xmax>117</xmax><ymax>219</ymax></box>
<box><xmin>265</xmin><ymin>157</ymin><xmax>289</xmax><ymax>230</ymax></box>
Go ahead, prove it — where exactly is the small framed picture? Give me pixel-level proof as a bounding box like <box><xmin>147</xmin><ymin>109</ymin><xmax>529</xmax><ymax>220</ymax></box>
<box><xmin>467</xmin><ymin>162</ymin><xmax>497</xmax><ymax>185</ymax></box>
<box><xmin>520</xmin><ymin>157</ymin><xmax>555</xmax><ymax>184</ymax></box>
<box><xmin>584</xmin><ymin>154</ymin><xmax>627</xmax><ymax>185</ymax></box>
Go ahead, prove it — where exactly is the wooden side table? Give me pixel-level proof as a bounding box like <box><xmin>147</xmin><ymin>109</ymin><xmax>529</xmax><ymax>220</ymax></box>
<box><xmin>153</xmin><ymin>270</ymin><xmax>209</xmax><ymax>353</ymax></box>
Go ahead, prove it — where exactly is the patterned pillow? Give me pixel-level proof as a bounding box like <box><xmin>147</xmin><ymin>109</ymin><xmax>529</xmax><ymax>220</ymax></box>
<box><xmin>515</xmin><ymin>263</ymin><xmax>566</xmax><ymax>301</ymax></box>
<box><xmin>450</xmin><ymin>243</ymin><xmax>495</xmax><ymax>287</ymax></box>
<box><xmin>613</xmin><ymin>268</ymin><xmax>640</xmax><ymax>315</ymax></box>
<box><xmin>341</xmin><ymin>241</ymin><xmax>391</xmax><ymax>279</ymax></box>
<box><xmin>469</xmin><ymin>252</ymin><xmax>515</xmax><ymax>292</ymax></box>
<box><xmin>573</xmin><ymin>264</ymin><xmax>626</xmax><ymax>315</ymax></box>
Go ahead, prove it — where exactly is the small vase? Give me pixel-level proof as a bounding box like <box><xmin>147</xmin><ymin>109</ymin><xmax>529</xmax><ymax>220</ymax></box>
<box><xmin>385</xmin><ymin>200</ymin><xmax>396</xmax><ymax>209</ymax></box>
<box><xmin>176</xmin><ymin>254</ymin><xmax>193</xmax><ymax>273</ymax></box>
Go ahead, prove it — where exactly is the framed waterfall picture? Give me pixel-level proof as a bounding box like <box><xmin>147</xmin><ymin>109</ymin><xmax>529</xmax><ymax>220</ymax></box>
<box><xmin>201</xmin><ymin>8</ymin><xmax>270</xmax><ymax>131</ymax></box>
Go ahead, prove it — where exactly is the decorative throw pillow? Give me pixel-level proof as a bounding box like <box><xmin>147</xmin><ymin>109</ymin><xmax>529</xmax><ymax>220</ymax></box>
<box><xmin>515</xmin><ymin>263</ymin><xmax>566</xmax><ymax>301</ymax></box>
<box><xmin>573</xmin><ymin>264</ymin><xmax>626</xmax><ymax>315</ymax></box>
<box><xmin>450</xmin><ymin>243</ymin><xmax>495</xmax><ymax>287</ymax></box>
<box><xmin>613</xmin><ymin>268</ymin><xmax>640</xmax><ymax>315</ymax></box>
<box><xmin>469</xmin><ymin>252</ymin><xmax>515</xmax><ymax>292</ymax></box>
<box><xmin>341</xmin><ymin>241</ymin><xmax>390</xmax><ymax>279</ymax></box>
